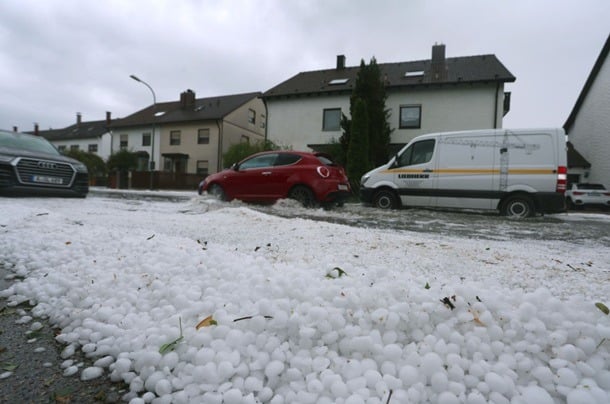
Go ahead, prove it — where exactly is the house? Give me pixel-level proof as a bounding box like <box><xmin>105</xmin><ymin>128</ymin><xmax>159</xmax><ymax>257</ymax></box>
<box><xmin>262</xmin><ymin>44</ymin><xmax>515</xmax><ymax>153</ymax></box>
<box><xmin>109</xmin><ymin>90</ymin><xmax>265</xmax><ymax>176</ymax></box>
<box><xmin>563</xmin><ymin>33</ymin><xmax>610</xmax><ymax>188</ymax></box>
<box><xmin>33</xmin><ymin>112</ymin><xmax>113</xmax><ymax>160</ymax></box>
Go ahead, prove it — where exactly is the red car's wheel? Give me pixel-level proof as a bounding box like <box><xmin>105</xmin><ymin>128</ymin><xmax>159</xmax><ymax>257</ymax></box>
<box><xmin>289</xmin><ymin>185</ymin><xmax>315</xmax><ymax>208</ymax></box>
<box><xmin>208</xmin><ymin>184</ymin><xmax>226</xmax><ymax>201</ymax></box>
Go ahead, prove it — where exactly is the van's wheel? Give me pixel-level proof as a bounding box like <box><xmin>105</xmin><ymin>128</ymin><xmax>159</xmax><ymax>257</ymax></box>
<box><xmin>501</xmin><ymin>195</ymin><xmax>534</xmax><ymax>218</ymax></box>
<box><xmin>208</xmin><ymin>184</ymin><xmax>226</xmax><ymax>201</ymax></box>
<box><xmin>289</xmin><ymin>185</ymin><xmax>315</xmax><ymax>207</ymax></box>
<box><xmin>373</xmin><ymin>189</ymin><xmax>399</xmax><ymax>209</ymax></box>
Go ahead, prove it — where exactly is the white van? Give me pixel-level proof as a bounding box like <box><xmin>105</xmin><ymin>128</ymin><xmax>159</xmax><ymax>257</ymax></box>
<box><xmin>360</xmin><ymin>128</ymin><xmax>567</xmax><ymax>218</ymax></box>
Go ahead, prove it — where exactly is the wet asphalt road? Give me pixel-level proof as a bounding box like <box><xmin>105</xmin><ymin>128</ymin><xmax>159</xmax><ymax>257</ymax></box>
<box><xmin>255</xmin><ymin>202</ymin><xmax>610</xmax><ymax>247</ymax></box>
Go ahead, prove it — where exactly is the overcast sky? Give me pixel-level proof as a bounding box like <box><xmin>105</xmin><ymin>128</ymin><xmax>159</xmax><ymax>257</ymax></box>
<box><xmin>1</xmin><ymin>0</ymin><xmax>609</xmax><ymax>133</ymax></box>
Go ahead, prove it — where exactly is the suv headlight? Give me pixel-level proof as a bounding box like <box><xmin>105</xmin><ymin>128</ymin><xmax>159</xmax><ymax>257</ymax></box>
<box><xmin>72</xmin><ymin>162</ymin><xmax>88</xmax><ymax>173</ymax></box>
<box><xmin>360</xmin><ymin>174</ymin><xmax>370</xmax><ymax>186</ymax></box>
<box><xmin>0</xmin><ymin>154</ymin><xmax>14</xmax><ymax>163</ymax></box>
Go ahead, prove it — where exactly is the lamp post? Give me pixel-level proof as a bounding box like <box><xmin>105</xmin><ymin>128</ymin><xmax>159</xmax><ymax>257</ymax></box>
<box><xmin>130</xmin><ymin>74</ymin><xmax>156</xmax><ymax>189</ymax></box>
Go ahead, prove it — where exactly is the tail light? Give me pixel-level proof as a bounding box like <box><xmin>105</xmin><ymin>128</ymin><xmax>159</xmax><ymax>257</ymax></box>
<box><xmin>572</xmin><ymin>191</ymin><xmax>585</xmax><ymax>196</ymax></box>
<box><xmin>556</xmin><ymin>166</ymin><xmax>567</xmax><ymax>193</ymax></box>
<box><xmin>316</xmin><ymin>166</ymin><xmax>330</xmax><ymax>178</ymax></box>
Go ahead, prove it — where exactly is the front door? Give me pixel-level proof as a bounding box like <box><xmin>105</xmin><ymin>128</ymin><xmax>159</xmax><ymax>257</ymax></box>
<box><xmin>392</xmin><ymin>138</ymin><xmax>436</xmax><ymax>208</ymax></box>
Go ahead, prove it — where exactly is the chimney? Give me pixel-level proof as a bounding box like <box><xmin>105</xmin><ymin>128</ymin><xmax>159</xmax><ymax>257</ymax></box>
<box><xmin>336</xmin><ymin>55</ymin><xmax>346</xmax><ymax>70</ymax></box>
<box><xmin>180</xmin><ymin>89</ymin><xmax>196</xmax><ymax>109</ymax></box>
<box><xmin>431</xmin><ymin>43</ymin><xmax>447</xmax><ymax>81</ymax></box>
<box><xmin>77</xmin><ymin>112</ymin><xmax>82</xmax><ymax>125</ymax></box>
<box><xmin>13</xmin><ymin>126</ymin><xmax>18</xmax><ymax>132</ymax></box>
<box><xmin>106</xmin><ymin>111</ymin><xmax>112</xmax><ymax>125</ymax></box>
<box><xmin>34</xmin><ymin>123</ymin><xmax>39</xmax><ymax>136</ymax></box>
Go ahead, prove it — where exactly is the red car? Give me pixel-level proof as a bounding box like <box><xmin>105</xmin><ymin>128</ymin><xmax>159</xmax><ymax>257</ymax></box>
<box><xmin>198</xmin><ymin>151</ymin><xmax>351</xmax><ymax>207</ymax></box>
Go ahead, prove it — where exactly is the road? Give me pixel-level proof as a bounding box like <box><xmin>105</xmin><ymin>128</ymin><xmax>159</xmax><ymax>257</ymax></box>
<box><xmin>253</xmin><ymin>200</ymin><xmax>610</xmax><ymax>247</ymax></box>
<box><xmin>90</xmin><ymin>188</ymin><xmax>610</xmax><ymax>246</ymax></box>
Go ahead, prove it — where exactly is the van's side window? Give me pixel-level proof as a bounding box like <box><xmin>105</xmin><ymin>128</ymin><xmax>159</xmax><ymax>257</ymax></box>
<box><xmin>397</xmin><ymin>139</ymin><xmax>435</xmax><ymax>166</ymax></box>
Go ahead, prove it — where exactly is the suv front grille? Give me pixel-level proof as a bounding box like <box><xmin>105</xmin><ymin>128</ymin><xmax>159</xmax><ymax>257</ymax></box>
<box><xmin>15</xmin><ymin>158</ymin><xmax>75</xmax><ymax>188</ymax></box>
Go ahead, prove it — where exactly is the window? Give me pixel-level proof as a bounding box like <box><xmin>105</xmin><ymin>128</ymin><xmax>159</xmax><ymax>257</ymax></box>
<box><xmin>399</xmin><ymin>105</ymin><xmax>422</xmax><ymax>129</ymax></box>
<box><xmin>142</xmin><ymin>133</ymin><xmax>151</xmax><ymax>146</ymax></box>
<box><xmin>275</xmin><ymin>153</ymin><xmax>301</xmax><ymax>166</ymax></box>
<box><xmin>120</xmin><ymin>134</ymin><xmax>128</xmax><ymax>149</ymax></box>
<box><xmin>70</xmin><ymin>145</ymin><xmax>79</xmax><ymax>151</ymax></box>
<box><xmin>323</xmin><ymin>108</ymin><xmax>341</xmax><ymax>131</ymax></box>
<box><xmin>239</xmin><ymin>153</ymin><xmax>278</xmax><ymax>170</ymax></box>
<box><xmin>248</xmin><ymin>109</ymin><xmax>256</xmax><ymax>124</ymax></box>
<box><xmin>170</xmin><ymin>130</ymin><xmax>181</xmax><ymax>145</ymax></box>
<box><xmin>197</xmin><ymin>129</ymin><xmax>210</xmax><ymax>144</ymax></box>
<box><xmin>57</xmin><ymin>145</ymin><xmax>66</xmax><ymax>152</ymax></box>
<box><xmin>197</xmin><ymin>160</ymin><xmax>209</xmax><ymax>176</ymax></box>
<box><xmin>88</xmin><ymin>144</ymin><xmax>98</xmax><ymax>153</ymax></box>
<box><xmin>397</xmin><ymin>139</ymin><xmax>435</xmax><ymax>167</ymax></box>
<box><xmin>329</xmin><ymin>78</ymin><xmax>349</xmax><ymax>85</ymax></box>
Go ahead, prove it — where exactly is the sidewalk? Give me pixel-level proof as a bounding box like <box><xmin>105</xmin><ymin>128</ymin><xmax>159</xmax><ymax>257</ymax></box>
<box><xmin>88</xmin><ymin>187</ymin><xmax>197</xmax><ymax>201</ymax></box>
<box><xmin>0</xmin><ymin>264</ymin><xmax>127</xmax><ymax>403</ymax></box>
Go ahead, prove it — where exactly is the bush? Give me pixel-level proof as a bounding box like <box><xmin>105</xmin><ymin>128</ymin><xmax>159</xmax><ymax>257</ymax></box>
<box><xmin>223</xmin><ymin>140</ymin><xmax>279</xmax><ymax>168</ymax></box>
<box><xmin>107</xmin><ymin>150</ymin><xmax>139</xmax><ymax>172</ymax></box>
<box><xmin>63</xmin><ymin>149</ymin><xmax>107</xmax><ymax>178</ymax></box>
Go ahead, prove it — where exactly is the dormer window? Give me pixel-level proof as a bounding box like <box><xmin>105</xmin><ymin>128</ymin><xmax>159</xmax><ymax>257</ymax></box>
<box><xmin>404</xmin><ymin>71</ymin><xmax>424</xmax><ymax>78</ymax></box>
<box><xmin>329</xmin><ymin>78</ymin><xmax>349</xmax><ymax>85</ymax></box>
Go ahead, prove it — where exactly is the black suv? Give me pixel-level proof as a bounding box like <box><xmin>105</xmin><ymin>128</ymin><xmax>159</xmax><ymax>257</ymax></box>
<box><xmin>0</xmin><ymin>130</ymin><xmax>89</xmax><ymax>197</ymax></box>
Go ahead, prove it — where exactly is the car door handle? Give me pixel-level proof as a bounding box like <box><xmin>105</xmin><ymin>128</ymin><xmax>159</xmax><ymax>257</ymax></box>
<box><xmin>261</xmin><ymin>171</ymin><xmax>272</xmax><ymax>176</ymax></box>
<box><xmin>423</xmin><ymin>169</ymin><xmax>433</xmax><ymax>173</ymax></box>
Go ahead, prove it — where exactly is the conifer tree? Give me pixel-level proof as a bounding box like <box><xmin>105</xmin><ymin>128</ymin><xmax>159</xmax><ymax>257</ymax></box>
<box><xmin>346</xmin><ymin>98</ymin><xmax>371</xmax><ymax>192</ymax></box>
<box><xmin>341</xmin><ymin>58</ymin><xmax>392</xmax><ymax>168</ymax></box>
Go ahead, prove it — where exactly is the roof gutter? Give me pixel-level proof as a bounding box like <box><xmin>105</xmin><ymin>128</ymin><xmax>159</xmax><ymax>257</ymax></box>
<box><xmin>494</xmin><ymin>82</ymin><xmax>500</xmax><ymax>129</ymax></box>
<box><xmin>216</xmin><ymin>119</ymin><xmax>223</xmax><ymax>172</ymax></box>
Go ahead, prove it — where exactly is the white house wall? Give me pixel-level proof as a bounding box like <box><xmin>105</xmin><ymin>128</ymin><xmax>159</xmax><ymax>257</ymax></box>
<box><xmin>267</xmin><ymin>84</ymin><xmax>504</xmax><ymax>151</ymax></box>
<box><xmin>267</xmin><ymin>95</ymin><xmax>350</xmax><ymax>151</ymax></box>
<box><xmin>110</xmin><ymin>127</ymin><xmax>161</xmax><ymax>165</ymax></box>
<box><xmin>567</xmin><ymin>53</ymin><xmax>610</xmax><ymax>189</ymax></box>
<box><xmin>387</xmin><ymin>84</ymin><xmax>503</xmax><ymax>145</ymax></box>
<box><xmin>51</xmin><ymin>132</ymin><xmax>112</xmax><ymax>160</ymax></box>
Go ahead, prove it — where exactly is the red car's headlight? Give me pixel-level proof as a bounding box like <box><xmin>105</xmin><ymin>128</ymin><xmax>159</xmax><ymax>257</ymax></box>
<box><xmin>316</xmin><ymin>166</ymin><xmax>330</xmax><ymax>178</ymax></box>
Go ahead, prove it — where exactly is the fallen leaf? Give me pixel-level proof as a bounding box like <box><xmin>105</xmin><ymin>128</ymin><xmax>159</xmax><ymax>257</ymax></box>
<box><xmin>595</xmin><ymin>302</ymin><xmax>609</xmax><ymax>315</ymax></box>
<box><xmin>326</xmin><ymin>267</ymin><xmax>348</xmax><ymax>279</ymax></box>
<box><xmin>196</xmin><ymin>315</ymin><xmax>217</xmax><ymax>329</ymax></box>
<box><xmin>468</xmin><ymin>308</ymin><xmax>486</xmax><ymax>326</ymax></box>
<box><xmin>159</xmin><ymin>336</ymin><xmax>184</xmax><ymax>354</ymax></box>
<box><xmin>1</xmin><ymin>362</ymin><xmax>18</xmax><ymax>371</ymax></box>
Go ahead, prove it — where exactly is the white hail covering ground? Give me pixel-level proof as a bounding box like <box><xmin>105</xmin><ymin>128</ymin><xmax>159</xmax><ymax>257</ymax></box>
<box><xmin>1</xmin><ymin>194</ymin><xmax>609</xmax><ymax>404</ymax></box>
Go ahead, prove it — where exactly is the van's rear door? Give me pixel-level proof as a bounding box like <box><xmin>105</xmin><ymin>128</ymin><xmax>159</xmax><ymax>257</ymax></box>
<box><xmin>432</xmin><ymin>131</ymin><xmax>498</xmax><ymax>210</ymax></box>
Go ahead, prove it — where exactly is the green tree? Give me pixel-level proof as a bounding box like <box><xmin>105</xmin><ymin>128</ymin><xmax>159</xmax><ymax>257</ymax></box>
<box><xmin>346</xmin><ymin>98</ymin><xmax>371</xmax><ymax>192</ymax></box>
<box><xmin>107</xmin><ymin>149</ymin><xmax>138</xmax><ymax>172</ymax></box>
<box><xmin>222</xmin><ymin>140</ymin><xmax>279</xmax><ymax>168</ymax></box>
<box><xmin>341</xmin><ymin>57</ymin><xmax>392</xmax><ymax>167</ymax></box>
<box><xmin>63</xmin><ymin>149</ymin><xmax>107</xmax><ymax>178</ymax></box>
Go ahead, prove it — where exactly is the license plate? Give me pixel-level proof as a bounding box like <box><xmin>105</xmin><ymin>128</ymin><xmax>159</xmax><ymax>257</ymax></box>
<box><xmin>338</xmin><ymin>184</ymin><xmax>349</xmax><ymax>191</ymax></box>
<box><xmin>587</xmin><ymin>192</ymin><xmax>600</xmax><ymax>196</ymax></box>
<box><xmin>32</xmin><ymin>175</ymin><xmax>63</xmax><ymax>185</ymax></box>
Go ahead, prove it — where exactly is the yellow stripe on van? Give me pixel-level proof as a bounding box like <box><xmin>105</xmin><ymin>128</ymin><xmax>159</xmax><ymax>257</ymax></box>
<box><xmin>384</xmin><ymin>168</ymin><xmax>556</xmax><ymax>175</ymax></box>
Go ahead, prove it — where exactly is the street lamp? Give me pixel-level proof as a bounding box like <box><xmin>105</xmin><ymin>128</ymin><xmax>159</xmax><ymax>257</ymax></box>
<box><xmin>130</xmin><ymin>74</ymin><xmax>156</xmax><ymax>189</ymax></box>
